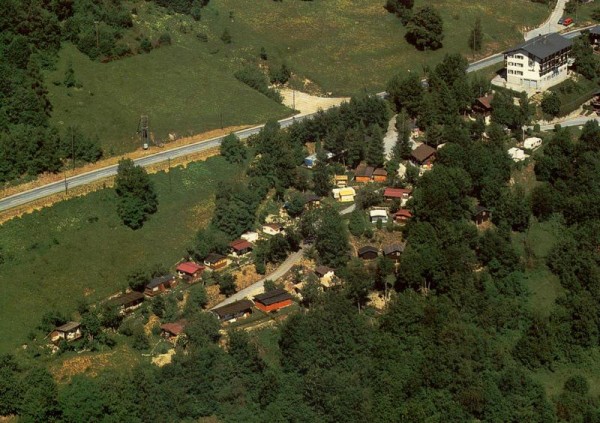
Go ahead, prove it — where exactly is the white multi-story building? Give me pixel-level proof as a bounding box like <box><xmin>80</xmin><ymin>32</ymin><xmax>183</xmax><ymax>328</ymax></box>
<box><xmin>502</xmin><ymin>33</ymin><xmax>572</xmax><ymax>92</ymax></box>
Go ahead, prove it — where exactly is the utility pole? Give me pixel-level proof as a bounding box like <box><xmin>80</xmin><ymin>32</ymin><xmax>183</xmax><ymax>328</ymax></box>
<box><xmin>71</xmin><ymin>130</ymin><xmax>75</xmax><ymax>172</ymax></box>
<box><xmin>293</xmin><ymin>89</ymin><xmax>296</xmax><ymax>111</ymax></box>
<box><xmin>168</xmin><ymin>157</ymin><xmax>172</xmax><ymax>192</ymax></box>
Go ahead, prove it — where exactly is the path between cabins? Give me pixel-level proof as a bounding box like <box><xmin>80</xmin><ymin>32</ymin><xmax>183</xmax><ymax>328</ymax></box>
<box><xmin>212</xmin><ymin>203</ymin><xmax>356</xmax><ymax>309</ymax></box>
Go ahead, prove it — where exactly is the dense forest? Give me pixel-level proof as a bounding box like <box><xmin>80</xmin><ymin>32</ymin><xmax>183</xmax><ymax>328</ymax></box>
<box><xmin>2</xmin><ymin>51</ymin><xmax>600</xmax><ymax>422</ymax></box>
<box><xmin>0</xmin><ymin>0</ymin><xmax>210</xmax><ymax>183</ymax></box>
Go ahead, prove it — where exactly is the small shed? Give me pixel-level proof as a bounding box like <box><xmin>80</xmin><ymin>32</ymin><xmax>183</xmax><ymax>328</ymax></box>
<box><xmin>369</xmin><ymin>209</ymin><xmax>388</xmax><ymax>224</ymax></box>
<box><xmin>473</xmin><ymin>95</ymin><xmax>494</xmax><ymax>116</ymax></box>
<box><xmin>49</xmin><ymin>322</ymin><xmax>82</xmax><ymax>344</ymax></box>
<box><xmin>262</xmin><ymin>223</ymin><xmax>284</xmax><ymax>236</ymax></box>
<box><xmin>355</xmin><ymin>163</ymin><xmax>375</xmax><ymax>183</ymax></box>
<box><xmin>383</xmin><ymin>243</ymin><xmax>406</xmax><ymax>261</ymax></box>
<box><xmin>108</xmin><ymin>291</ymin><xmax>145</xmax><ymax>315</ymax></box>
<box><xmin>304</xmin><ymin>193</ymin><xmax>321</xmax><ymax>210</ymax></box>
<box><xmin>230</xmin><ymin>239</ymin><xmax>253</xmax><ymax>256</ymax></box>
<box><xmin>411</xmin><ymin>144</ymin><xmax>436</xmax><ymax>167</ymax></box>
<box><xmin>176</xmin><ymin>262</ymin><xmax>205</xmax><ymax>281</ymax></box>
<box><xmin>212</xmin><ymin>299</ymin><xmax>254</xmax><ymax>322</ymax></box>
<box><xmin>254</xmin><ymin>288</ymin><xmax>293</xmax><ymax>313</ymax></box>
<box><xmin>314</xmin><ymin>265</ymin><xmax>336</xmax><ymax>288</ymax></box>
<box><xmin>372</xmin><ymin>168</ymin><xmax>388</xmax><ymax>183</ymax></box>
<box><xmin>473</xmin><ymin>205</ymin><xmax>492</xmax><ymax>226</ymax></box>
<box><xmin>358</xmin><ymin>245</ymin><xmax>379</xmax><ymax>260</ymax></box>
<box><xmin>395</xmin><ymin>209</ymin><xmax>413</xmax><ymax>222</ymax></box>
<box><xmin>160</xmin><ymin>320</ymin><xmax>187</xmax><ymax>340</ymax></box>
<box><xmin>204</xmin><ymin>253</ymin><xmax>228</xmax><ymax>270</ymax></box>
<box><xmin>145</xmin><ymin>274</ymin><xmax>177</xmax><ymax>297</ymax></box>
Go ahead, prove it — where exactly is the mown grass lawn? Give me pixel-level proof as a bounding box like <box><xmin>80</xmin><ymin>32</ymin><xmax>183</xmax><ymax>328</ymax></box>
<box><xmin>206</xmin><ymin>0</ymin><xmax>549</xmax><ymax>94</ymax></box>
<box><xmin>45</xmin><ymin>0</ymin><xmax>548</xmax><ymax>153</ymax></box>
<box><xmin>0</xmin><ymin>156</ymin><xmax>244</xmax><ymax>354</ymax></box>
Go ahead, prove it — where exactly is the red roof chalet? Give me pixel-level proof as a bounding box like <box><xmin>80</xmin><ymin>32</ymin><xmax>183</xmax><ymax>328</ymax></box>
<box><xmin>383</xmin><ymin>187</ymin><xmax>412</xmax><ymax>200</ymax></box>
<box><xmin>395</xmin><ymin>209</ymin><xmax>413</xmax><ymax>222</ymax></box>
<box><xmin>176</xmin><ymin>262</ymin><xmax>205</xmax><ymax>280</ymax></box>
<box><xmin>229</xmin><ymin>239</ymin><xmax>253</xmax><ymax>255</ymax></box>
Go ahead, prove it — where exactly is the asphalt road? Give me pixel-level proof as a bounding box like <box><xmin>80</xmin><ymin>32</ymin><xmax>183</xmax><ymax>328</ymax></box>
<box><xmin>211</xmin><ymin>201</ymin><xmax>356</xmax><ymax>309</ymax></box>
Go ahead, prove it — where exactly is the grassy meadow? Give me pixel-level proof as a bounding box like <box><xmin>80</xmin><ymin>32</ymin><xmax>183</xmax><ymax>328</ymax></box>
<box><xmin>0</xmin><ymin>156</ymin><xmax>244</xmax><ymax>354</ymax></box>
<box><xmin>45</xmin><ymin>0</ymin><xmax>549</xmax><ymax>153</ymax></box>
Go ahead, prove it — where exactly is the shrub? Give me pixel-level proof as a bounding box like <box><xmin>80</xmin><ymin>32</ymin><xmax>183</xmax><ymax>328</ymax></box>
<box><xmin>158</xmin><ymin>33</ymin><xmax>172</xmax><ymax>46</ymax></box>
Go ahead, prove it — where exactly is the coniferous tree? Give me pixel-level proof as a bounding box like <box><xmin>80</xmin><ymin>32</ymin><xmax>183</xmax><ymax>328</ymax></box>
<box><xmin>365</xmin><ymin>125</ymin><xmax>385</xmax><ymax>167</ymax></box>
<box><xmin>468</xmin><ymin>17</ymin><xmax>483</xmax><ymax>53</ymax></box>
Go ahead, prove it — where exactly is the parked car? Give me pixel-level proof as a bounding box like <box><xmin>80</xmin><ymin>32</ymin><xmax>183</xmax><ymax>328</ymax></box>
<box><xmin>563</xmin><ymin>17</ymin><xmax>573</xmax><ymax>26</ymax></box>
<box><xmin>558</xmin><ymin>17</ymin><xmax>565</xmax><ymax>25</ymax></box>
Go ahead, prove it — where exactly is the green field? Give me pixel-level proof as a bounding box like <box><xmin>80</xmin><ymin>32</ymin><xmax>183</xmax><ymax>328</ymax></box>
<box><xmin>206</xmin><ymin>0</ymin><xmax>548</xmax><ymax>94</ymax></box>
<box><xmin>45</xmin><ymin>0</ymin><xmax>549</xmax><ymax>153</ymax></box>
<box><xmin>0</xmin><ymin>156</ymin><xmax>244</xmax><ymax>354</ymax></box>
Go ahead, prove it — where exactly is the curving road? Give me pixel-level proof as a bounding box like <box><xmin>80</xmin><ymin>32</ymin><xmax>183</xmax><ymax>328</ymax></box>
<box><xmin>212</xmin><ymin>203</ymin><xmax>356</xmax><ymax>309</ymax></box>
<box><xmin>0</xmin><ymin>3</ymin><xmax>593</xmax><ymax>212</ymax></box>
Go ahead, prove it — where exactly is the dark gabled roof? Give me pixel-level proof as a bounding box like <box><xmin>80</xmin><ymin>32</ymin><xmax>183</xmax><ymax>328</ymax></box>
<box><xmin>476</xmin><ymin>95</ymin><xmax>494</xmax><ymax>110</ymax></box>
<box><xmin>314</xmin><ymin>265</ymin><xmax>334</xmax><ymax>277</ymax></box>
<box><xmin>373</xmin><ymin>168</ymin><xmax>387</xmax><ymax>176</ymax></box>
<box><xmin>590</xmin><ymin>26</ymin><xmax>600</xmax><ymax>35</ymax></box>
<box><xmin>147</xmin><ymin>274</ymin><xmax>175</xmax><ymax>289</ymax></box>
<box><xmin>254</xmin><ymin>288</ymin><xmax>292</xmax><ymax>306</ymax></box>
<box><xmin>304</xmin><ymin>193</ymin><xmax>321</xmax><ymax>203</ymax></box>
<box><xmin>474</xmin><ymin>205</ymin><xmax>490</xmax><ymax>216</ymax></box>
<box><xmin>411</xmin><ymin>144</ymin><xmax>436</xmax><ymax>163</ymax></box>
<box><xmin>108</xmin><ymin>291</ymin><xmax>145</xmax><ymax>307</ymax></box>
<box><xmin>212</xmin><ymin>299</ymin><xmax>254</xmax><ymax>318</ymax></box>
<box><xmin>506</xmin><ymin>33</ymin><xmax>572</xmax><ymax>60</ymax></box>
<box><xmin>355</xmin><ymin>163</ymin><xmax>374</xmax><ymax>177</ymax></box>
<box><xmin>205</xmin><ymin>253</ymin><xmax>225</xmax><ymax>264</ymax></box>
<box><xmin>383</xmin><ymin>243</ymin><xmax>406</xmax><ymax>256</ymax></box>
<box><xmin>358</xmin><ymin>245</ymin><xmax>379</xmax><ymax>255</ymax></box>
<box><xmin>55</xmin><ymin>321</ymin><xmax>80</xmax><ymax>332</ymax></box>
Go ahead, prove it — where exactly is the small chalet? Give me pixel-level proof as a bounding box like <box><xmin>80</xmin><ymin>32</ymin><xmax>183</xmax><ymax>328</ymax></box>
<box><xmin>108</xmin><ymin>291</ymin><xmax>145</xmax><ymax>315</ymax></box>
<box><xmin>372</xmin><ymin>168</ymin><xmax>388</xmax><ymax>183</ymax></box>
<box><xmin>355</xmin><ymin>163</ymin><xmax>375</xmax><ymax>183</ymax></box>
<box><xmin>230</xmin><ymin>239</ymin><xmax>253</xmax><ymax>256</ymax></box>
<box><xmin>176</xmin><ymin>261</ymin><xmax>205</xmax><ymax>281</ymax></box>
<box><xmin>473</xmin><ymin>205</ymin><xmax>492</xmax><ymax>226</ymax></box>
<box><xmin>212</xmin><ymin>299</ymin><xmax>254</xmax><ymax>322</ymax></box>
<box><xmin>241</xmin><ymin>231</ymin><xmax>259</xmax><ymax>243</ymax></box>
<box><xmin>49</xmin><ymin>322</ymin><xmax>82</xmax><ymax>344</ymax></box>
<box><xmin>358</xmin><ymin>245</ymin><xmax>379</xmax><ymax>260</ymax></box>
<box><xmin>410</xmin><ymin>144</ymin><xmax>436</xmax><ymax>168</ymax></box>
<box><xmin>262</xmin><ymin>223</ymin><xmax>284</xmax><ymax>236</ymax></box>
<box><xmin>369</xmin><ymin>209</ymin><xmax>388</xmax><ymax>224</ymax></box>
<box><xmin>145</xmin><ymin>274</ymin><xmax>177</xmax><ymax>297</ymax></box>
<box><xmin>395</xmin><ymin>209</ymin><xmax>413</xmax><ymax>222</ymax></box>
<box><xmin>473</xmin><ymin>95</ymin><xmax>494</xmax><ymax>116</ymax></box>
<box><xmin>314</xmin><ymin>265</ymin><xmax>336</xmax><ymax>288</ymax></box>
<box><xmin>254</xmin><ymin>288</ymin><xmax>294</xmax><ymax>313</ymax></box>
<box><xmin>204</xmin><ymin>253</ymin><xmax>228</xmax><ymax>270</ymax></box>
<box><xmin>304</xmin><ymin>193</ymin><xmax>321</xmax><ymax>210</ymax></box>
<box><xmin>160</xmin><ymin>320</ymin><xmax>187</xmax><ymax>340</ymax></box>
<box><xmin>332</xmin><ymin>187</ymin><xmax>356</xmax><ymax>203</ymax></box>
<box><xmin>334</xmin><ymin>175</ymin><xmax>348</xmax><ymax>188</ymax></box>
<box><xmin>383</xmin><ymin>242</ymin><xmax>406</xmax><ymax>261</ymax></box>
<box><xmin>383</xmin><ymin>187</ymin><xmax>412</xmax><ymax>202</ymax></box>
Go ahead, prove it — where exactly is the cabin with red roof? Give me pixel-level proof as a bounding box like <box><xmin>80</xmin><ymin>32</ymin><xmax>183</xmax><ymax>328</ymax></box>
<box><xmin>230</xmin><ymin>239</ymin><xmax>253</xmax><ymax>256</ymax></box>
<box><xmin>160</xmin><ymin>320</ymin><xmax>187</xmax><ymax>340</ymax></box>
<box><xmin>176</xmin><ymin>262</ymin><xmax>205</xmax><ymax>282</ymax></box>
<box><xmin>395</xmin><ymin>209</ymin><xmax>413</xmax><ymax>222</ymax></box>
<box><xmin>383</xmin><ymin>187</ymin><xmax>412</xmax><ymax>201</ymax></box>
<box><xmin>253</xmin><ymin>289</ymin><xmax>293</xmax><ymax>313</ymax></box>
<box><xmin>473</xmin><ymin>95</ymin><xmax>494</xmax><ymax>116</ymax></box>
